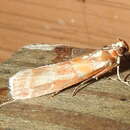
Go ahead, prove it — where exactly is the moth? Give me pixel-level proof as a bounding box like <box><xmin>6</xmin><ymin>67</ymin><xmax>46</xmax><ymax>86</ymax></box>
<box><xmin>7</xmin><ymin>39</ymin><xmax>129</xmax><ymax>100</ymax></box>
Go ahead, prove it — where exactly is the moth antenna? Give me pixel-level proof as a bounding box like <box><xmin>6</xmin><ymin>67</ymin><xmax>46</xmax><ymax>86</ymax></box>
<box><xmin>116</xmin><ymin>57</ymin><xmax>130</xmax><ymax>86</ymax></box>
<box><xmin>0</xmin><ymin>99</ymin><xmax>16</xmax><ymax>108</ymax></box>
<box><xmin>117</xmin><ymin>56</ymin><xmax>122</xmax><ymax>81</ymax></box>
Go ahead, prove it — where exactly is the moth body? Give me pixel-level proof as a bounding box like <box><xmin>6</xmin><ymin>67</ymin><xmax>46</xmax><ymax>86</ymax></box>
<box><xmin>9</xmin><ymin>40</ymin><xmax>129</xmax><ymax>99</ymax></box>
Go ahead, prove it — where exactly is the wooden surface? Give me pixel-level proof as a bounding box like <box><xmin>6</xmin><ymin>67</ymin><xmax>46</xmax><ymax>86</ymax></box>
<box><xmin>0</xmin><ymin>44</ymin><xmax>130</xmax><ymax>130</ymax></box>
<box><xmin>0</xmin><ymin>0</ymin><xmax>130</xmax><ymax>62</ymax></box>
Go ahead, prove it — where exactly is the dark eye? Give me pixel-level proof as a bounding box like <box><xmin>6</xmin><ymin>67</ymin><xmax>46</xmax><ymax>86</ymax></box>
<box><xmin>122</xmin><ymin>47</ymin><xmax>127</xmax><ymax>53</ymax></box>
<box><xmin>118</xmin><ymin>47</ymin><xmax>126</xmax><ymax>55</ymax></box>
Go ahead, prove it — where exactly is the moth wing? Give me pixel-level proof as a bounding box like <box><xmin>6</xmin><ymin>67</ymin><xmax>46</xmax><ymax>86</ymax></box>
<box><xmin>8</xmin><ymin>43</ymin><xmax>95</xmax><ymax>99</ymax></box>
<box><xmin>9</xmin><ymin>61</ymin><xmax>82</xmax><ymax>99</ymax></box>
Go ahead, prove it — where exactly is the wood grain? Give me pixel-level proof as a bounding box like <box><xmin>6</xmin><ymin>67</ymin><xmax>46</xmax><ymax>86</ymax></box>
<box><xmin>0</xmin><ymin>0</ymin><xmax>130</xmax><ymax>62</ymax></box>
<box><xmin>0</xmin><ymin>44</ymin><xmax>130</xmax><ymax>130</ymax></box>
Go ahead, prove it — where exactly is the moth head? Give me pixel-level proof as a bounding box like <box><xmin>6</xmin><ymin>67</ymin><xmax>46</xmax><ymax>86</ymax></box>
<box><xmin>112</xmin><ymin>39</ymin><xmax>129</xmax><ymax>56</ymax></box>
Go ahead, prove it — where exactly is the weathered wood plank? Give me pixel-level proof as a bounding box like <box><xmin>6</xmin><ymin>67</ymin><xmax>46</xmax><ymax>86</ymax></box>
<box><xmin>86</xmin><ymin>0</ymin><xmax>130</xmax><ymax>45</ymax></box>
<box><xmin>0</xmin><ymin>44</ymin><xmax>130</xmax><ymax>129</ymax></box>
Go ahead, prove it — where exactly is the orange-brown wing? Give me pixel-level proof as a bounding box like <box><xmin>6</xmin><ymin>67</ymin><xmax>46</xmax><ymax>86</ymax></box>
<box><xmin>9</xmin><ymin>45</ymin><xmax>117</xmax><ymax>100</ymax></box>
<box><xmin>9</xmin><ymin>61</ymin><xmax>82</xmax><ymax>99</ymax></box>
<box><xmin>8</xmin><ymin>43</ymin><xmax>95</xmax><ymax>100</ymax></box>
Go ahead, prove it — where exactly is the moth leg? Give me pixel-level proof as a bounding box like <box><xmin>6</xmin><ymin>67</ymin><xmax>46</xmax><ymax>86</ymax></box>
<box><xmin>51</xmin><ymin>90</ymin><xmax>61</xmax><ymax>97</ymax></box>
<box><xmin>72</xmin><ymin>78</ymin><xmax>92</xmax><ymax>96</ymax></box>
<box><xmin>0</xmin><ymin>99</ymin><xmax>17</xmax><ymax>108</ymax></box>
<box><xmin>124</xmin><ymin>74</ymin><xmax>130</xmax><ymax>82</ymax></box>
<box><xmin>72</xmin><ymin>62</ymin><xmax>129</xmax><ymax>96</ymax></box>
<box><xmin>72</xmin><ymin>65</ymin><xmax>117</xmax><ymax>96</ymax></box>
